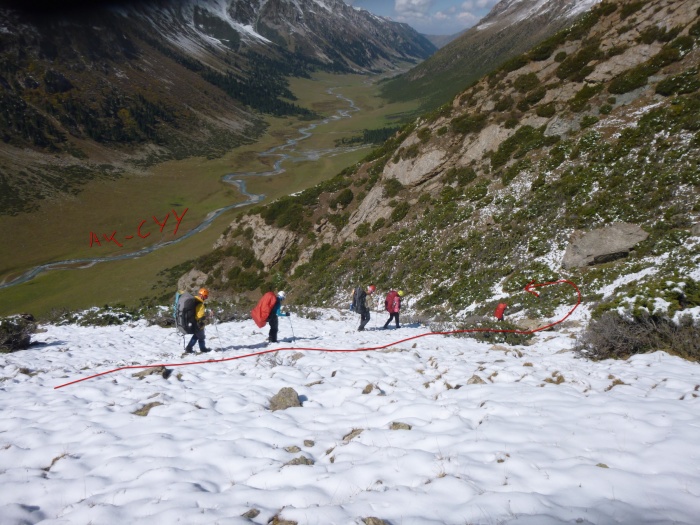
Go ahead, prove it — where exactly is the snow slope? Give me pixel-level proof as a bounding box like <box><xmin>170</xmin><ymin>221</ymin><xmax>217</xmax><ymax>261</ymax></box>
<box><xmin>1</xmin><ymin>306</ymin><xmax>699</xmax><ymax>524</ymax></box>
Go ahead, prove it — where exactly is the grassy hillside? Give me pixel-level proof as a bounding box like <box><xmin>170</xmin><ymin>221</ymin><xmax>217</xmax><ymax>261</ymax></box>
<box><xmin>197</xmin><ymin>0</ymin><xmax>700</xmax><ymax>330</ymax></box>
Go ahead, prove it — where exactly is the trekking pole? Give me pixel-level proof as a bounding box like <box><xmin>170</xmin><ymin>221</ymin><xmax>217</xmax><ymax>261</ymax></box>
<box><xmin>287</xmin><ymin>315</ymin><xmax>296</xmax><ymax>343</ymax></box>
<box><xmin>214</xmin><ymin>318</ymin><xmax>222</xmax><ymax>350</ymax></box>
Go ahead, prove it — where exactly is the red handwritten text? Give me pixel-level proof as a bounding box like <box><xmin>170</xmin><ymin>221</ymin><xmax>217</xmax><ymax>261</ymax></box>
<box><xmin>89</xmin><ymin>208</ymin><xmax>188</xmax><ymax>247</ymax></box>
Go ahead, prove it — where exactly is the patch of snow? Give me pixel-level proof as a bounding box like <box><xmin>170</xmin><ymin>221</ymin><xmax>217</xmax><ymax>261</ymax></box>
<box><xmin>2</xmin><ymin>309</ymin><xmax>699</xmax><ymax>524</ymax></box>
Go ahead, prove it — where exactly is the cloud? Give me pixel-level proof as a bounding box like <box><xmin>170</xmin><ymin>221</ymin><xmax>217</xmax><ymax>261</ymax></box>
<box><xmin>394</xmin><ymin>0</ymin><xmax>435</xmax><ymax>19</ymax></box>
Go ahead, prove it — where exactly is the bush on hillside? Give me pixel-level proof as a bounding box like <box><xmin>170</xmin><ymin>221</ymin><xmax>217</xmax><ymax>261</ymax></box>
<box><xmin>0</xmin><ymin>314</ymin><xmax>37</xmax><ymax>353</ymax></box>
<box><xmin>576</xmin><ymin>311</ymin><xmax>700</xmax><ymax>361</ymax></box>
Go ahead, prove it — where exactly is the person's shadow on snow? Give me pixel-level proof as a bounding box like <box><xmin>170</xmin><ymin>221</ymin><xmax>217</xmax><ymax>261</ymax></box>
<box><xmin>220</xmin><ymin>336</ymin><xmax>321</xmax><ymax>352</ymax></box>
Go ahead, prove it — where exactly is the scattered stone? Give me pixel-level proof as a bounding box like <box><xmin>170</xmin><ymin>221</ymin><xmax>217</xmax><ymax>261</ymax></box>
<box><xmin>284</xmin><ymin>456</ymin><xmax>314</xmax><ymax>466</ymax></box>
<box><xmin>343</xmin><ymin>428</ymin><xmax>364</xmax><ymax>442</ymax></box>
<box><xmin>269</xmin><ymin>387</ymin><xmax>301</xmax><ymax>411</ymax></box>
<box><xmin>132</xmin><ymin>366</ymin><xmax>171</xmax><ymax>380</ymax></box>
<box><xmin>132</xmin><ymin>402</ymin><xmax>163</xmax><ymax>417</ymax></box>
<box><xmin>363</xmin><ymin>518</ymin><xmax>390</xmax><ymax>525</ymax></box>
<box><xmin>362</xmin><ymin>384</ymin><xmax>374</xmax><ymax>394</ymax></box>
<box><xmin>303</xmin><ymin>440</ymin><xmax>315</xmax><ymax>447</ymax></box>
<box><xmin>284</xmin><ymin>445</ymin><xmax>301</xmax><ymax>453</ymax></box>
<box><xmin>268</xmin><ymin>515</ymin><xmax>298</xmax><ymax>525</ymax></box>
<box><xmin>691</xmin><ymin>223</ymin><xmax>700</xmax><ymax>236</ymax></box>
<box><xmin>241</xmin><ymin>508</ymin><xmax>260</xmax><ymax>519</ymax></box>
<box><xmin>467</xmin><ymin>375</ymin><xmax>486</xmax><ymax>385</ymax></box>
<box><xmin>390</xmin><ymin>422</ymin><xmax>411</xmax><ymax>431</ymax></box>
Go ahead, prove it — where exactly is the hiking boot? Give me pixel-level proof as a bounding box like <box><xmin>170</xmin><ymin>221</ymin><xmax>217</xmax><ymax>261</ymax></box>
<box><xmin>199</xmin><ymin>347</ymin><xmax>212</xmax><ymax>353</ymax></box>
<box><xmin>185</xmin><ymin>346</ymin><xmax>195</xmax><ymax>354</ymax></box>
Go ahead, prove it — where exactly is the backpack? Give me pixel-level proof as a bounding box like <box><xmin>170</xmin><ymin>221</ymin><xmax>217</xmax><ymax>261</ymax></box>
<box><xmin>174</xmin><ymin>291</ymin><xmax>197</xmax><ymax>334</ymax></box>
<box><xmin>251</xmin><ymin>291</ymin><xmax>278</xmax><ymax>328</ymax></box>
<box><xmin>352</xmin><ymin>286</ymin><xmax>364</xmax><ymax>312</ymax></box>
<box><xmin>385</xmin><ymin>290</ymin><xmax>399</xmax><ymax>313</ymax></box>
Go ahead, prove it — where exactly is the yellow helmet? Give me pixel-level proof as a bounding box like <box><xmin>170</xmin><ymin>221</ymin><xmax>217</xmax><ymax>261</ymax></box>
<box><xmin>398</xmin><ymin>290</ymin><xmax>405</xmax><ymax>297</ymax></box>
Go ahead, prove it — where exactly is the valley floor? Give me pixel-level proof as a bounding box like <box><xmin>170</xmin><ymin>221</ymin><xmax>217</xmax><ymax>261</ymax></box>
<box><xmin>1</xmin><ymin>306</ymin><xmax>699</xmax><ymax>524</ymax></box>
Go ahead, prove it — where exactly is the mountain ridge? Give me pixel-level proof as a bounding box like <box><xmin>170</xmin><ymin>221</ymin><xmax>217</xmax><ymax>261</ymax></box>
<box><xmin>380</xmin><ymin>0</ymin><xmax>601</xmax><ymax>110</ymax></box>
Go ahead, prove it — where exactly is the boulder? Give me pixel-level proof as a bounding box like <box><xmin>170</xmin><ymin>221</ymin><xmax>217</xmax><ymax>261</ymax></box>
<box><xmin>562</xmin><ymin>223</ymin><xmax>648</xmax><ymax>269</ymax></box>
<box><xmin>269</xmin><ymin>387</ymin><xmax>301</xmax><ymax>411</ymax></box>
<box><xmin>691</xmin><ymin>223</ymin><xmax>700</xmax><ymax>236</ymax></box>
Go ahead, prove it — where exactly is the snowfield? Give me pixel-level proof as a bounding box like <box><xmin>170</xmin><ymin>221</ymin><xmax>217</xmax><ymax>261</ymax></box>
<box><xmin>1</xmin><ymin>306</ymin><xmax>699</xmax><ymax>525</ymax></box>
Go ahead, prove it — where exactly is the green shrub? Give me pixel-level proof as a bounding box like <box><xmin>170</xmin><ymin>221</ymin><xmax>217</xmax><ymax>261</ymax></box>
<box><xmin>372</xmin><ymin>217</ymin><xmax>386</xmax><ymax>232</ymax></box>
<box><xmin>391</xmin><ymin>201</ymin><xmax>410</xmax><ymax>223</ymax></box>
<box><xmin>620</xmin><ymin>1</ymin><xmax>645</xmax><ymax>20</ymax></box>
<box><xmin>536</xmin><ymin>102</ymin><xmax>556</xmax><ymax>118</ymax></box>
<box><xmin>495</xmin><ymin>96</ymin><xmax>514</xmax><ymax>112</ymax></box>
<box><xmin>500</xmin><ymin>55</ymin><xmax>529</xmax><ymax>73</ymax></box>
<box><xmin>417</xmin><ymin>127</ymin><xmax>432</xmax><ymax>143</ymax></box>
<box><xmin>330</xmin><ymin>188</ymin><xmax>354</xmax><ymax>209</ymax></box>
<box><xmin>451</xmin><ymin>112</ymin><xmax>488</xmax><ymax>134</ymax></box>
<box><xmin>514</xmin><ymin>73</ymin><xmax>540</xmax><ymax>93</ymax></box>
<box><xmin>655</xmin><ymin>69</ymin><xmax>700</xmax><ymax>96</ymax></box>
<box><xmin>556</xmin><ymin>42</ymin><xmax>603</xmax><ymax>80</ymax></box>
<box><xmin>465</xmin><ymin>180</ymin><xmax>489</xmax><ymax>201</ymax></box>
<box><xmin>569</xmin><ymin>83</ymin><xmax>604</xmax><ymax>112</ymax></box>
<box><xmin>445</xmin><ymin>166</ymin><xmax>477</xmax><ymax>187</ymax></box>
<box><xmin>356</xmin><ymin>222</ymin><xmax>370</xmax><ymax>238</ymax></box>
<box><xmin>446</xmin><ymin>317</ymin><xmax>534</xmax><ymax>346</ymax></box>
<box><xmin>580</xmin><ymin>115</ymin><xmax>599</xmax><ymax>129</ymax></box>
<box><xmin>383</xmin><ymin>178</ymin><xmax>404</xmax><ymax>198</ymax></box>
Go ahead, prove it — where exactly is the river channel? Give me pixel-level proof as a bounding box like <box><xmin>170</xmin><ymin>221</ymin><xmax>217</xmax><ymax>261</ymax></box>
<box><xmin>1</xmin><ymin>89</ymin><xmax>362</xmax><ymax>289</ymax></box>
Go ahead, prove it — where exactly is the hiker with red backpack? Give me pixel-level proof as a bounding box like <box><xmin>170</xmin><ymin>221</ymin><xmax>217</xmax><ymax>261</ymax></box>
<box><xmin>383</xmin><ymin>289</ymin><xmax>404</xmax><ymax>329</ymax></box>
<box><xmin>251</xmin><ymin>290</ymin><xmax>290</xmax><ymax>343</ymax></box>
<box><xmin>352</xmin><ymin>284</ymin><xmax>375</xmax><ymax>331</ymax></box>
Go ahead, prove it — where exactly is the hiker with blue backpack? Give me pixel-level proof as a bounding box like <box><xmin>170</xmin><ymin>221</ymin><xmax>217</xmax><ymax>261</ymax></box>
<box><xmin>352</xmin><ymin>284</ymin><xmax>375</xmax><ymax>331</ymax></box>
<box><xmin>175</xmin><ymin>287</ymin><xmax>212</xmax><ymax>354</ymax></box>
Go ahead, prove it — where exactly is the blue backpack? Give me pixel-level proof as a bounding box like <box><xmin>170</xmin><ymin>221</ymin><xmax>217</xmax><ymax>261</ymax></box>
<box><xmin>174</xmin><ymin>291</ymin><xmax>197</xmax><ymax>334</ymax></box>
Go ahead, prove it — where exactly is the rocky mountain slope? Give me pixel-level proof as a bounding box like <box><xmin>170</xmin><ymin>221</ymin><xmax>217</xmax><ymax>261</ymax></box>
<box><xmin>0</xmin><ymin>0</ymin><xmax>434</xmax><ymax>215</ymax></box>
<box><xmin>187</xmin><ymin>0</ymin><xmax>700</xmax><ymax>326</ymax></box>
<box><xmin>381</xmin><ymin>0</ymin><xmax>601</xmax><ymax>110</ymax></box>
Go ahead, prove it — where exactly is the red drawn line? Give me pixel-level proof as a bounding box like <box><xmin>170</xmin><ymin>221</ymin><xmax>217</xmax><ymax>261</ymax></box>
<box><xmin>54</xmin><ymin>280</ymin><xmax>580</xmax><ymax>390</ymax></box>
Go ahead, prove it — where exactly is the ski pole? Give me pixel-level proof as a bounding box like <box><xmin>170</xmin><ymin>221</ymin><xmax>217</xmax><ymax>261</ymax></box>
<box><xmin>213</xmin><ymin>317</ymin><xmax>222</xmax><ymax>350</ymax></box>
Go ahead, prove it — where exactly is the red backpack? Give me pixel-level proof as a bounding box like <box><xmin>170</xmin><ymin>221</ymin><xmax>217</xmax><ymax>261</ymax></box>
<box><xmin>385</xmin><ymin>290</ymin><xmax>399</xmax><ymax>313</ymax></box>
<box><xmin>251</xmin><ymin>292</ymin><xmax>278</xmax><ymax>328</ymax></box>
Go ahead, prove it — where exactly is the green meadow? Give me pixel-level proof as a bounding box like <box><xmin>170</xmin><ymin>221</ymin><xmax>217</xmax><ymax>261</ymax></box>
<box><xmin>0</xmin><ymin>71</ymin><xmax>419</xmax><ymax>317</ymax></box>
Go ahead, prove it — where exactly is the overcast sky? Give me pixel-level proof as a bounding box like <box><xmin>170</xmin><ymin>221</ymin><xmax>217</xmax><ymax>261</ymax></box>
<box><xmin>346</xmin><ymin>0</ymin><xmax>501</xmax><ymax>36</ymax></box>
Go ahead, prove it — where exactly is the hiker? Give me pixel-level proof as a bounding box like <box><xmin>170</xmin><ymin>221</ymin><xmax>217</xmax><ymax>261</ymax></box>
<box><xmin>352</xmin><ymin>284</ymin><xmax>376</xmax><ymax>331</ymax></box>
<box><xmin>185</xmin><ymin>288</ymin><xmax>212</xmax><ymax>354</ymax></box>
<box><xmin>252</xmin><ymin>290</ymin><xmax>290</xmax><ymax>343</ymax></box>
<box><xmin>383</xmin><ymin>289</ymin><xmax>404</xmax><ymax>329</ymax></box>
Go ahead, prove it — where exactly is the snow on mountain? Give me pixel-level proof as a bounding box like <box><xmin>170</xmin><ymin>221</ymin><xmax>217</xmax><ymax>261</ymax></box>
<box><xmin>1</xmin><ymin>304</ymin><xmax>699</xmax><ymax>524</ymax></box>
<box><xmin>477</xmin><ymin>0</ymin><xmax>601</xmax><ymax>31</ymax></box>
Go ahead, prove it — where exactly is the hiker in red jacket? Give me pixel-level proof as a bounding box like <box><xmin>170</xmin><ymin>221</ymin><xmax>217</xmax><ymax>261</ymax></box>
<box><xmin>251</xmin><ymin>290</ymin><xmax>289</xmax><ymax>343</ymax></box>
<box><xmin>383</xmin><ymin>289</ymin><xmax>404</xmax><ymax>329</ymax></box>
